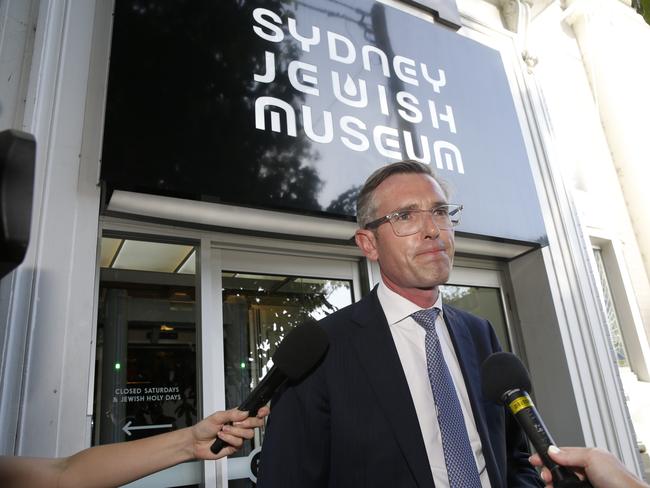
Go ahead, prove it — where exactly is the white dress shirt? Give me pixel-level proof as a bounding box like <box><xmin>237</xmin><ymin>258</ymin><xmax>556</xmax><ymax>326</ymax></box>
<box><xmin>377</xmin><ymin>280</ymin><xmax>491</xmax><ymax>488</ymax></box>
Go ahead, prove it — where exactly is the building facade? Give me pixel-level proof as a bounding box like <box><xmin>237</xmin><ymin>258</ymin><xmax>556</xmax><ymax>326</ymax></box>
<box><xmin>1</xmin><ymin>0</ymin><xmax>649</xmax><ymax>486</ymax></box>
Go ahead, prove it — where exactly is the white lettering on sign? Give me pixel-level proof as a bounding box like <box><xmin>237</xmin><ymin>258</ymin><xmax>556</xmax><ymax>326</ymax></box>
<box><xmin>113</xmin><ymin>385</ymin><xmax>182</xmax><ymax>404</ymax></box>
<box><xmin>249</xmin><ymin>7</ymin><xmax>464</xmax><ymax>173</ymax></box>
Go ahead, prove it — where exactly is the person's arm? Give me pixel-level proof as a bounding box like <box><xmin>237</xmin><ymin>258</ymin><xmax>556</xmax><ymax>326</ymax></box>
<box><xmin>0</xmin><ymin>407</ymin><xmax>269</xmax><ymax>488</ymax></box>
<box><xmin>529</xmin><ymin>445</ymin><xmax>649</xmax><ymax>488</ymax></box>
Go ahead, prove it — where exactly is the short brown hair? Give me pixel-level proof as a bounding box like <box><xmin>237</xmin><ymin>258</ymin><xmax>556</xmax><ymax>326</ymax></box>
<box><xmin>356</xmin><ymin>160</ymin><xmax>448</xmax><ymax>228</ymax></box>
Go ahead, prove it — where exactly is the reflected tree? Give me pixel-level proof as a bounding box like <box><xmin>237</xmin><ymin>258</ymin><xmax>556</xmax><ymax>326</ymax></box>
<box><xmin>102</xmin><ymin>0</ymin><xmax>324</xmax><ymax>212</ymax></box>
<box><xmin>326</xmin><ymin>185</ymin><xmax>361</xmax><ymax>217</ymax></box>
<box><xmin>439</xmin><ymin>285</ymin><xmax>472</xmax><ymax>301</ymax></box>
<box><xmin>222</xmin><ymin>275</ymin><xmax>351</xmax><ymax>403</ymax></box>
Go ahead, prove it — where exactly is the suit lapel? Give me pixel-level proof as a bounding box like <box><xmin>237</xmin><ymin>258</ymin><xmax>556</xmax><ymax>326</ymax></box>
<box><xmin>442</xmin><ymin>306</ymin><xmax>503</xmax><ymax>488</ymax></box>
<box><xmin>349</xmin><ymin>290</ymin><xmax>435</xmax><ymax>488</ymax></box>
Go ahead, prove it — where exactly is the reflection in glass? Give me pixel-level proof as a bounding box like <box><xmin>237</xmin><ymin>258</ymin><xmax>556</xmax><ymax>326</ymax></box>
<box><xmin>102</xmin><ymin>0</ymin><xmax>324</xmax><ymax>216</ymax></box>
<box><xmin>101</xmin><ymin>0</ymin><xmax>548</xmax><ymax>244</ymax></box>
<box><xmin>222</xmin><ymin>272</ymin><xmax>353</xmax><ymax>487</ymax></box>
<box><xmin>440</xmin><ymin>284</ymin><xmax>511</xmax><ymax>351</ymax></box>
<box><xmin>593</xmin><ymin>248</ymin><xmax>628</xmax><ymax>366</ymax></box>
<box><xmin>93</xmin><ymin>238</ymin><xmax>199</xmax><ymax>488</ymax></box>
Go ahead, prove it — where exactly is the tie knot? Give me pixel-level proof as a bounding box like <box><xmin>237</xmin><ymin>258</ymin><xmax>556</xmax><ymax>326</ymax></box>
<box><xmin>411</xmin><ymin>307</ymin><xmax>441</xmax><ymax>331</ymax></box>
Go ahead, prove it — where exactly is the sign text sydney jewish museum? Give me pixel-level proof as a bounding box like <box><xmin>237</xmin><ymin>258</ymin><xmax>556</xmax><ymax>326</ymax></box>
<box><xmin>252</xmin><ymin>6</ymin><xmax>464</xmax><ymax>174</ymax></box>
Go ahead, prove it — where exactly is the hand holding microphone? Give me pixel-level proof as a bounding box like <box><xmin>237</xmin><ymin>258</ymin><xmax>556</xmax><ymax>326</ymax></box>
<box><xmin>530</xmin><ymin>446</ymin><xmax>650</xmax><ymax>488</ymax></box>
<box><xmin>210</xmin><ymin>319</ymin><xmax>329</xmax><ymax>454</ymax></box>
<box><xmin>481</xmin><ymin>352</ymin><xmax>593</xmax><ymax>488</ymax></box>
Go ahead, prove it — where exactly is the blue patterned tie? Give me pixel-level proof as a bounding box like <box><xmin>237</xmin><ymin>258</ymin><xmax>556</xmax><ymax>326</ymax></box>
<box><xmin>412</xmin><ymin>308</ymin><xmax>482</xmax><ymax>488</ymax></box>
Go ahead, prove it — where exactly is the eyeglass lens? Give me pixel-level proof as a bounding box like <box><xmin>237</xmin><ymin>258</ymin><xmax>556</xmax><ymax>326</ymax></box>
<box><xmin>391</xmin><ymin>207</ymin><xmax>460</xmax><ymax>236</ymax></box>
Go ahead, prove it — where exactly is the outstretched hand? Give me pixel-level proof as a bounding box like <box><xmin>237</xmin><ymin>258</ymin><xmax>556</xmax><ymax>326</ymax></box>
<box><xmin>529</xmin><ymin>446</ymin><xmax>648</xmax><ymax>488</ymax></box>
<box><xmin>192</xmin><ymin>406</ymin><xmax>270</xmax><ymax>459</ymax></box>
<box><xmin>0</xmin><ymin>406</ymin><xmax>271</xmax><ymax>488</ymax></box>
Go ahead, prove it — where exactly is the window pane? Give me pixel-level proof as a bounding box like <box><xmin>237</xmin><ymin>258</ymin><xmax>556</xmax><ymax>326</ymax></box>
<box><xmin>440</xmin><ymin>284</ymin><xmax>511</xmax><ymax>351</ymax></box>
<box><xmin>93</xmin><ymin>238</ymin><xmax>199</xmax><ymax>488</ymax></box>
<box><xmin>222</xmin><ymin>272</ymin><xmax>353</xmax><ymax>486</ymax></box>
<box><xmin>593</xmin><ymin>248</ymin><xmax>629</xmax><ymax>366</ymax></box>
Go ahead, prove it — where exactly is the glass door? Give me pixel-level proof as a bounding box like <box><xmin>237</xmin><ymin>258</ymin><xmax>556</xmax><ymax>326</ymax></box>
<box><xmin>94</xmin><ymin>236</ymin><xmax>201</xmax><ymax>488</ymax></box>
<box><xmin>216</xmin><ymin>248</ymin><xmax>361</xmax><ymax>486</ymax></box>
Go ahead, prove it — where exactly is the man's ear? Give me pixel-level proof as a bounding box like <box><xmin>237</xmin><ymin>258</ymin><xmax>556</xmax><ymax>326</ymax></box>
<box><xmin>355</xmin><ymin>229</ymin><xmax>379</xmax><ymax>261</ymax></box>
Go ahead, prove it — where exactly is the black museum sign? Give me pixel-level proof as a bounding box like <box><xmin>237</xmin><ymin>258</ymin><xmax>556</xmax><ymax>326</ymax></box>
<box><xmin>101</xmin><ymin>0</ymin><xmax>546</xmax><ymax>245</ymax></box>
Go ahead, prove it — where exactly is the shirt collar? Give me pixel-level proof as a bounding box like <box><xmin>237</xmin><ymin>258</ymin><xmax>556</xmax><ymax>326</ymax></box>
<box><xmin>377</xmin><ymin>279</ymin><xmax>444</xmax><ymax>327</ymax></box>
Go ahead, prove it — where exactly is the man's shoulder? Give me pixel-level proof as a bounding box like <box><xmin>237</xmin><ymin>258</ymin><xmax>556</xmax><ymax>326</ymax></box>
<box><xmin>442</xmin><ymin>303</ymin><xmax>500</xmax><ymax>349</ymax></box>
<box><xmin>319</xmin><ymin>292</ymin><xmax>374</xmax><ymax>322</ymax></box>
<box><xmin>442</xmin><ymin>303</ymin><xmax>492</xmax><ymax>331</ymax></box>
<box><xmin>317</xmin><ymin>288</ymin><xmax>380</xmax><ymax>334</ymax></box>
<box><xmin>443</xmin><ymin>303</ymin><xmax>484</xmax><ymax>321</ymax></box>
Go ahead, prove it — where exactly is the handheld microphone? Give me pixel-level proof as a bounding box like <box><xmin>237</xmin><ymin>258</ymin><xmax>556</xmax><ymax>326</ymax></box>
<box><xmin>481</xmin><ymin>352</ymin><xmax>592</xmax><ymax>488</ymax></box>
<box><xmin>210</xmin><ymin>319</ymin><xmax>329</xmax><ymax>454</ymax></box>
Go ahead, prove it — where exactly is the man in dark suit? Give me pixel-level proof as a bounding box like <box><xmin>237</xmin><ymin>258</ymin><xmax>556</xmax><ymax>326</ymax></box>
<box><xmin>257</xmin><ymin>160</ymin><xmax>542</xmax><ymax>487</ymax></box>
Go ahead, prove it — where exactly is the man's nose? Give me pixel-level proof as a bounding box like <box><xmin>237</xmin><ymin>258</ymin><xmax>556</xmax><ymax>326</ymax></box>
<box><xmin>421</xmin><ymin>212</ymin><xmax>441</xmax><ymax>238</ymax></box>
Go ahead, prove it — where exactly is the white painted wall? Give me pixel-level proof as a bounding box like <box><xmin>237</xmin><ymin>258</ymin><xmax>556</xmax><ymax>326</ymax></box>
<box><xmin>517</xmin><ymin>0</ymin><xmax>650</xmax><ymax>474</ymax></box>
<box><xmin>527</xmin><ymin>0</ymin><xmax>650</xmax><ymax>381</ymax></box>
<box><xmin>0</xmin><ymin>0</ymin><xmax>105</xmax><ymax>457</ymax></box>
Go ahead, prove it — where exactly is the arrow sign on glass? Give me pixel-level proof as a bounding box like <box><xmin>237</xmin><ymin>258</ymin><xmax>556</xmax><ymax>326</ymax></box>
<box><xmin>122</xmin><ymin>420</ymin><xmax>173</xmax><ymax>436</ymax></box>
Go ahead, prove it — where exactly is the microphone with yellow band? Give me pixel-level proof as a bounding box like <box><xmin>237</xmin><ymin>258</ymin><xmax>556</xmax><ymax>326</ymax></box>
<box><xmin>481</xmin><ymin>352</ymin><xmax>592</xmax><ymax>488</ymax></box>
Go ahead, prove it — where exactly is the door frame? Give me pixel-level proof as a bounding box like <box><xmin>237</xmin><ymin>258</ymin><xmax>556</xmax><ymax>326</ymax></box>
<box><xmin>97</xmin><ymin>218</ymin><xmax>365</xmax><ymax>487</ymax></box>
<box><xmin>212</xmin><ymin>244</ymin><xmax>362</xmax><ymax>486</ymax></box>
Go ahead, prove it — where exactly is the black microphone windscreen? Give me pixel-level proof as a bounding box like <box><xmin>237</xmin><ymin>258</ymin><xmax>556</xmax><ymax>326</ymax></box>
<box><xmin>481</xmin><ymin>352</ymin><xmax>532</xmax><ymax>403</ymax></box>
<box><xmin>272</xmin><ymin>319</ymin><xmax>329</xmax><ymax>380</ymax></box>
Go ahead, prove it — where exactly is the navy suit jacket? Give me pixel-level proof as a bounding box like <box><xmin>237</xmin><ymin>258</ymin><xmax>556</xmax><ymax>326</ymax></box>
<box><xmin>257</xmin><ymin>288</ymin><xmax>542</xmax><ymax>488</ymax></box>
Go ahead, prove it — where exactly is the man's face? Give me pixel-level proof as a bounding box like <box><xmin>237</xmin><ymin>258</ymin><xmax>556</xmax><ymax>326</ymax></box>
<box><xmin>355</xmin><ymin>173</ymin><xmax>455</xmax><ymax>303</ymax></box>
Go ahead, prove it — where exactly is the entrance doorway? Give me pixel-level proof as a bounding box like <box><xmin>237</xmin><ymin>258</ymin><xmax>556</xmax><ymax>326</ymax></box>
<box><xmin>218</xmin><ymin>249</ymin><xmax>360</xmax><ymax>486</ymax></box>
<box><xmin>94</xmin><ymin>231</ymin><xmax>517</xmax><ymax>487</ymax></box>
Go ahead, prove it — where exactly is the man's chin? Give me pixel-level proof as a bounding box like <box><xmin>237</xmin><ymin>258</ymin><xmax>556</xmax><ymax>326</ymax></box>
<box><xmin>415</xmin><ymin>274</ymin><xmax>450</xmax><ymax>289</ymax></box>
<box><xmin>423</xmin><ymin>267</ymin><xmax>450</xmax><ymax>286</ymax></box>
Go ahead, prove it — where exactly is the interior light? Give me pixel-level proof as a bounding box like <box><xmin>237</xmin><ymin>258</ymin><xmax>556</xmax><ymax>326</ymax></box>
<box><xmin>160</xmin><ymin>325</ymin><xmax>174</xmax><ymax>331</ymax></box>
